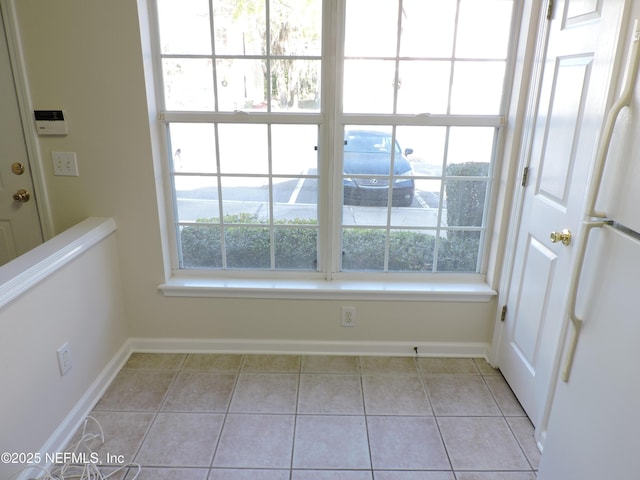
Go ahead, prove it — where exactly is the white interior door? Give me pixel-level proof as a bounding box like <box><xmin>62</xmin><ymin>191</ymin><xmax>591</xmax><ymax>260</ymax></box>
<box><xmin>0</xmin><ymin>4</ymin><xmax>43</xmax><ymax>264</ymax></box>
<box><xmin>498</xmin><ymin>0</ymin><xmax>626</xmax><ymax>437</ymax></box>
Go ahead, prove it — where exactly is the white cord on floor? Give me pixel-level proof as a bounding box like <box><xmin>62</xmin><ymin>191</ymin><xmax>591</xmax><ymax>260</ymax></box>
<box><xmin>9</xmin><ymin>416</ymin><xmax>141</xmax><ymax>480</ymax></box>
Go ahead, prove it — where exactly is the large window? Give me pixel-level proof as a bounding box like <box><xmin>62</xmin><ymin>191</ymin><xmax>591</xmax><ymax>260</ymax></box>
<box><xmin>154</xmin><ymin>0</ymin><xmax>515</xmax><ymax>275</ymax></box>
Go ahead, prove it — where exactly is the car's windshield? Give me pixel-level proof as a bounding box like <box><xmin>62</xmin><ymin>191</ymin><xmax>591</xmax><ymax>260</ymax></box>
<box><xmin>344</xmin><ymin>132</ymin><xmax>401</xmax><ymax>154</ymax></box>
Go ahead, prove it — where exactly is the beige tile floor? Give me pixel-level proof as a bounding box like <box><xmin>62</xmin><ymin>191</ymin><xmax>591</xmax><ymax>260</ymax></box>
<box><xmin>78</xmin><ymin>353</ymin><xmax>540</xmax><ymax>479</ymax></box>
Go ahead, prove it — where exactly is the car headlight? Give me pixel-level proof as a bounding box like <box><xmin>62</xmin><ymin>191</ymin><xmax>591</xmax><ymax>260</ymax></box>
<box><xmin>394</xmin><ymin>169</ymin><xmax>412</xmax><ymax>183</ymax></box>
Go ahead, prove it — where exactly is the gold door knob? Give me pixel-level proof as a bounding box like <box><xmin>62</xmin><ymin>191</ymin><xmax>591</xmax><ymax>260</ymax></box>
<box><xmin>550</xmin><ymin>229</ymin><xmax>572</xmax><ymax>246</ymax></box>
<box><xmin>13</xmin><ymin>189</ymin><xmax>31</xmax><ymax>203</ymax></box>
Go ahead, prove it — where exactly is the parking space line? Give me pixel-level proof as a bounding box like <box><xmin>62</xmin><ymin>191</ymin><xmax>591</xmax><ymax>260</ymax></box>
<box><xmin>415</xmin><ymin>192</ymin><xmax>429</xmax><ymax>208</ymax></box>
<box><xmin>288</xmin><ymin>176</ymin><xmax>307</xmax><ymax>204</ymax></box>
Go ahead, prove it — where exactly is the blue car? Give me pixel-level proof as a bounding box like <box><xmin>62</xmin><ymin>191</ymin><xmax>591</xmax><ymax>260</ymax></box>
<box><xmin>343</xmin><ymin>129</ymin><xmax>415</xmax><ymax>207</ymax></box>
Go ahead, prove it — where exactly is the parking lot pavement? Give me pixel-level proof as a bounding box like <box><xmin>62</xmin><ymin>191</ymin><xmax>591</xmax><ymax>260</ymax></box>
<box><xmin>341</xmin><ymin>205</ymin><xmax>440</xmax><ymax>227</ymax></box>
<box><xmin>177</xmin><ymin>198</ymin><xmax>443</xmax><ymax>228</ymax></box>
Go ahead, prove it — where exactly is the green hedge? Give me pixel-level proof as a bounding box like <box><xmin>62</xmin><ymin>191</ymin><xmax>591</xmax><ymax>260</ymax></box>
<box><xmin>180</xmin><ymin>215</ymin><xmax>318</xmax><ymax>270</ymax></box>
<box><xmin>445</xmin><ymin>162</ymin><xmax>489</xmax><ymax>229</ymax></box>
<box><xmin>180</xmin><ymin>214</ymin><xmax>479</xmax><ymax>272</ymax></box>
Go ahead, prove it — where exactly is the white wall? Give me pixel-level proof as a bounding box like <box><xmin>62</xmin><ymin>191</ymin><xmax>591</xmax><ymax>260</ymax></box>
<box><xmin>9</xmin><ymin>0</ymin><xmax>499</xmax><ymax>353</ymax></box>
<box><xmin>0</xmin><ymin>218</ymin><xmax>129</xmax><ymax>480</ymax></box>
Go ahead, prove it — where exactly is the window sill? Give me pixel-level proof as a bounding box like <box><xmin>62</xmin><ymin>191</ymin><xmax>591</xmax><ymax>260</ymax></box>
<box><xmin>159</xmin><ymin>274</ymin><xmax>496</xmax><ymax>302</ymax></box>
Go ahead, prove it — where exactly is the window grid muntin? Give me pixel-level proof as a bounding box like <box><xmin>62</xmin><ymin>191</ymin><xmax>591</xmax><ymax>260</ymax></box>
<box><xmin>155</xmin><ymin>0</ymin><xmax>516</xmax><ymax>275</ymax></box>
<box><xmin>170</xmin><ymin>118</ymin><xmax>321</xmax><ymax>271</ymax></box>
<box><xmin>159</xmin><ymin>4</ymin><xmax>323</xmax><ymax>114</ymax></box>
<box><xmin>338</xmin><ymin>122</ymin><xmax>496</xmax><ymax>273</ymax></box>
<box><xmin>341</xmin><ymin>0</ymin><xmax>511</xmax><ymax>117</ymax></box>
<box><xmin>336</xmin><ymin>0</ymin><xmax>511</xmax><ymax>273</ymax></box>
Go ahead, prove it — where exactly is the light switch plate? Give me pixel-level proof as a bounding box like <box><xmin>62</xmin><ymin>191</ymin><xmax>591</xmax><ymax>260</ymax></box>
<box><xmin>52</xmin><ymin>152</ymin><xmax>79</xmax><ymax>176</ymax></box>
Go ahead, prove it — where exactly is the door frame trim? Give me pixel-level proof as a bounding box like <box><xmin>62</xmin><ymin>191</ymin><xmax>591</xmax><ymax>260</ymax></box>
<box><xmin>489</xmin><ymin>0</ymin><xmax>552</xmax><ymax>366</ymax></box>
<box><xmin>0</xmin><ymin>0</ymin><xmax>54</xmax><ymax>241</ymax></box>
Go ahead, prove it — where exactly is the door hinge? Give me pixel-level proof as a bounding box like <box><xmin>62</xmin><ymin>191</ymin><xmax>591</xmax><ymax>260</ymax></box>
<box><xmin>500</xmin><ymin>305</ymin><xmax>508</xmax><ymax>322</ymax></box>
<box><xmin>521</xmin><ymin>167</ymin><xmax>530</xmax><ymax>187</ymax></box>
<box><xmin>547</xmin><ymin>0</ymin><xmax>554</xmax><ymax>20</ymax></box>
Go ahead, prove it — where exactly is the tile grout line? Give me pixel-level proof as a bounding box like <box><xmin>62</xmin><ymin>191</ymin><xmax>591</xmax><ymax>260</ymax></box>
<box><xmin>91</xmin><ymin>354</ymin><xmax>539</xmax><ymax>477</ymax></box>
<box><xmin>358</xmin><ymin>356</ymin><xmax>376</xmax><ymax>477</ymax></box>
<box><xmin>208</xmin><ymin>354</ymin><xmax>245</xmax><ymax>471</ymax></box>
<box><xmin>126</xmin><ymin>354</ymin><xmax>187</xmax><ymax>468</ymax></box>
<box><xmin>477</xmin><ymin>358</ymin><xmax>537</xmax><ymax>474</ymax></box>
<box><xmin>415</xmin><ymin>356</ymin><xmax>456</xmax><ymax>476</ymax></box>
<box><xmin>287</xmin><ymin>355</ymin><xmax>303</xmax><ymax>480</ymax></box>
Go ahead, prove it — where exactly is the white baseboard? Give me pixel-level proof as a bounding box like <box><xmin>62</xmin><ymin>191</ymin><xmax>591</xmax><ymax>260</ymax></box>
<box><xmin>128</xmin><ymin>337</ymin><xmax>490</xmax><ymax>358</ymax></box>
<box><xmin>18</xmin><ymin>341</ymin><xmax>133</xmax><ymax>480</ymax></box>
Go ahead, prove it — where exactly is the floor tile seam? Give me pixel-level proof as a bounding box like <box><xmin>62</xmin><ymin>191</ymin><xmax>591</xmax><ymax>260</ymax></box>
<box><xmin>129</xmin><ymin>366</ymin><xmax>189</xmax><ymax>466</ymax></box>
<box><xmin>129</xmin><ymin>409</ymin><xmax>161</xmax><ymax>466</ymax></box>
<box><xmin>208</xmin><ymin>363</ymin><xmax>244</xmax><ymax>470</ymax></box>
<box><xmin>131</xmin><ymin>465</ymin><xmax>212</xmax><ymax>470</ymax></box>
<box><xmin>183</xmin><ymin>353</ymin><xmax>247</xmax><ymax>373</ymax></box>
<box><xmin>416</xmin><ymin>357</ymin><xmax>481</xmax><ymax>376</ymax></box>
<box><xmin>360</xmin><ymin>373</ymin><xmax>424</xmax><ymax>381</ymax></box>
<box><xmin>473</xmin><ymin>357</ymin><xmax>502</xmax><ymax>375</ymax></box>
<box><xmin>437</xmin><ymin>415</ymin><xmax>534</xmax><ymax>473</ymax></box>
<box><xmin>120</xmin><ymin>368</ymin><xmax>183</xmax><ymax>372</ymax></box>
<box><xmin>502</xmin><ymin>415</ymin><xmax>538</xmax><ymax>471</ymax></box>
<box><xmin>433</xmin><ymin>414</ymin><xmax>520</xmax><ymax>419</ymax></box>
<box><xmin>149</xmin><ymin>408</ymin><xmax>232</xmax><ymax>415</ymax></box>
<box><xmin>481</xmin><ymin>372</ymin><xmax>529</xmax><ymax>419</ymax></box>
<box><xmin>422</xmin><ymin>374</ymin><xmax>502</xmax><ymax>380</ymax></box>
<box><xmin>479</xmin><ymin>371</ymin><xmax>511</xmax><ymax>418</ymax></box>
<box><xmin>236</xmin><ymin>372</ymin><xmax>301</xmax><ymax>379</ymax></box>
<box><xmin>126</xmin><ymin>352</ymin><xmax>189</xmax><ymax>372</ymax></box>
<box><xmin>359</xmin><ymin>371</ymin><xmax>375</xmax><ymax>473</ymax></box>
<box><xmin>288</xmin><ymin>365</ymin><xmax>304</xmax><ymax>479</ymax></box>
<box><xmin>155</xmin><ymin>369</ymin><xmax>183</xmax><ymax>412</ymax></box>
<box><xmin>238</xmin><ymin>370</ymin><xmax>300</xmax><ymax>375</ymax></box>
<box><xmin>369</xmin><ymin>468</ymin><xmax>454</xmax><ymax>471</ymax></box>
<box><xmin>451</xmin><ymin>468</ymin><xmax>538</xmax><ymax>473</ymax></box>
<box><xmin>177</xmin><ymin>353</ymin><xmax>188</xmax><ymax>370</ymax></box>
<box><xmin>91</xmin><ymin>407</ymin><xmax>167</xmax><ymax>414</ymax></box>
<box><xmin>198</xmin><ymin>412</ymin><xmax>442</xmax><ymax>418</ymax></box>
<box><xmin>414</xmin><ymin>361</ymin><xmax>436</xmax><ymax>414</ymax></box>
<box><xmin>203</xmin><ymin>412</ymin><xmax>392</xmax><ymax>419</ymax></box>
<box><xmin>290</xmin><ymin>467</ymin><xmax>373</xmax><ymax>471</ymax></box>
<box><xmin>424</xmin><ymin>372</ymin><xmax>503</xmax><ymax>417</ymax></box>
<box><xmin>415</xmin><ymin>365</ymin><xmax>454</xmax><ymax>473</ymax></box>
<box><xmin>179</xmin><ymin>369</ymin><xmax>244</xmax><ymax>374</ymax></box>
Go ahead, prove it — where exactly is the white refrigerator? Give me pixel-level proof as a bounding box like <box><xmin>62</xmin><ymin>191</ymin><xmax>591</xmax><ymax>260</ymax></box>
<box><xmin>537</xmin><ymin>14</ymin><xmax>640</xmax><ymax>480</ymax></box>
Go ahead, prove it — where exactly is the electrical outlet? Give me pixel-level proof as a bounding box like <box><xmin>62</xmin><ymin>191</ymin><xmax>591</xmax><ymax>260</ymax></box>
<box><xmin>52</xmin><ymin>151</ymin><xmax>79</xmax><ymax>176</ymax></box>
<box><xmin>56</xmin><ymin>342</ymin><xmax>72</xmax><ymax>376</ymax></box>
<box><xmin>341</xmin><ymin>306</ymin><xmax>356</xmax><ymax>327</ymax></box>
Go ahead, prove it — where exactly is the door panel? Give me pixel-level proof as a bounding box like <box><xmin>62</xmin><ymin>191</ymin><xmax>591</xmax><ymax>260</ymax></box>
<box><xmin>538</xmin><ymin>56</ymin><xmax>592</xmax><ymax>205</ymax></box>
<box><xmin>512</xmin><ymin>236</ymin><xmax>557</xmax><ymax>367</ymax></box>
<box><xmin>0</xmin><ymin>221</ymin><xmax>16</xmax><ymax>264</ymax></box>
<box><xmin>0</xmin><ymin>4</ymin><xmax>43</xmax><ymax>263</ymax></box>
<box><xmin>566</xmin><ymin>0</ymin><xmax>600</xmax><ymax>25</ymax></box>
<box><xmin>498</xmin><ymin>0</ymin><xmax>625</xmax><ymax>442</ymax></box>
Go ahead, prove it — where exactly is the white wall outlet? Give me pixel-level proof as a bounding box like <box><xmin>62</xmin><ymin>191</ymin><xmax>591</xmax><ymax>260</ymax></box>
<box><xmin>341</xmin><ymin>306</ymin><xmax>356</xmax><ymax>327</ymax></box>
<box><xmin>52</xmin><ymin>151</ymin><xmax>79</xmax><ymax>176</ymax></box>
<box><xmin>56</xmin><ymin>342</ymin><xmax>72</xmax><ymax>376</ymax></box>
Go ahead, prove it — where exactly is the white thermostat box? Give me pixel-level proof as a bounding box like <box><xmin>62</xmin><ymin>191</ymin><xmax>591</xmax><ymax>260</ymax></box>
<box><xmin>34</xmin><ymin>110</ymin><xmax>68</xmax><ymax>135</ymax></box>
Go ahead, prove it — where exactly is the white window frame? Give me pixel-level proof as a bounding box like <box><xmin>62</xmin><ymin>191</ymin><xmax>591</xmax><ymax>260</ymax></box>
<box><xmin>148</xmin><ymin>0</ymin><xmax>520</xmax><ymax>300</ymax></box>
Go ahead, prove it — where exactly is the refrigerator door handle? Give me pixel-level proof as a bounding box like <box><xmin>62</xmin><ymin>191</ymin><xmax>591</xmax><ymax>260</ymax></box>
<box><xmin>562</xmin><ymin>221</ymin><xmax>610</xmax><ymax>382</ymax></box>
<box><xmin>564</xmin><ymin>19</ymin><xmax>640</xmax><ymax>382</ymax></box>
<box><xmin>586</xmin><ymin>18</ymin><xmax>640</xmax><ymax>218</ymax></box>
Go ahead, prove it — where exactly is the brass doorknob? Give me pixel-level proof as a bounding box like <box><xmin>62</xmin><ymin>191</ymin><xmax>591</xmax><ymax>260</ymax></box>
<box><xmin>13</xmin><ymin>189</ymin><xmax>31</xmax><ymax>203</ymax></box>
<box><xmin>550</xmin><ymin>229</ymin><xmax>572</xmax><ymax>246</ymax></box>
